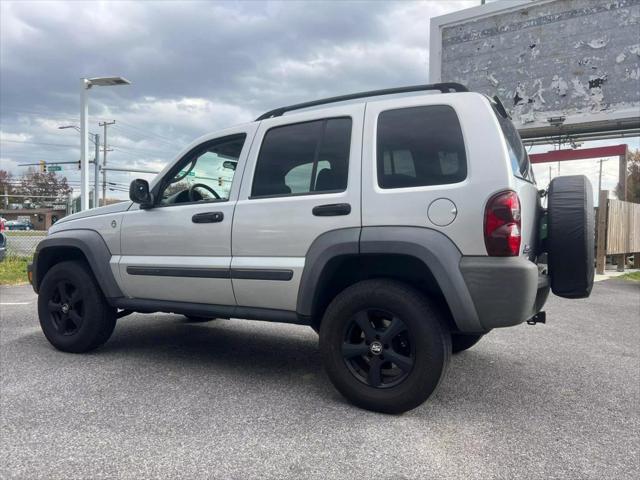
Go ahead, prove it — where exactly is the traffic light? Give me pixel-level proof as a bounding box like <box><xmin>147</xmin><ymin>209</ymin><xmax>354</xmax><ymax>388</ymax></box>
<box><xmin>39</xmin><ymin>160</ymin><xmax>47</xmax><ymax>173</ymax></box>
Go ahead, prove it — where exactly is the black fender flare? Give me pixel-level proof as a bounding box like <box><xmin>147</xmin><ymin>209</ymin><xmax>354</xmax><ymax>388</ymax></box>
<box><xmin>296</xmin><ymin>228</ymin><xmax>360</xmax><ymax>319</ymax></box>
<box><xmin>296</xmin><ymin>226</ymin><xmax>483</xmax><ymax>332</ymax></box>
<box><xmin>32</xmin><ymin>229</ymin><xmax>123</xmax><ymax>300</ymax></box>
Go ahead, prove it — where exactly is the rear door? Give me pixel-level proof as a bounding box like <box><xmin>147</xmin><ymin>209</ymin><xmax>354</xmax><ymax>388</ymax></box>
<box><xmin>231</xmin><ymin>105</ymin><xmax>364</xmax><ymax>311</ymax></box>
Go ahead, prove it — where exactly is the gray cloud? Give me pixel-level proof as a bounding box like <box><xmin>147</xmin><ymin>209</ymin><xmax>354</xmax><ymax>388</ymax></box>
<box><xmin>0</xmin><ymin>0</ymin><xmax>475</xmax><ymax>194</ymax></box>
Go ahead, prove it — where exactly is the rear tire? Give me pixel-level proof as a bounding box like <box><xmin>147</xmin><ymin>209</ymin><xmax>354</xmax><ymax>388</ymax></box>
<box><xmin>451</xmin><ymin>333</ymin><xmax>483</xmax><ymax>354</ymax></box>
<box><xmin>38</xmin><ymin>261</ymin><xmax>116</xmax><ymax>353</ymax></box>
<box><xmin>319</xmin><ymin>279</ymin><xmax>451</xmax><ymax>414</ymax></box>
<box><xmin>547</xmin><ymin>175</ymin><xmax>594</xmax><ymax>298</ymax></box>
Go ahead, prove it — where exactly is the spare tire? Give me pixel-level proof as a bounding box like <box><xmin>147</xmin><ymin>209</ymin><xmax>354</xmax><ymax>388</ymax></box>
<box><xmin>547</xmin><ymin>175</ymin><xmax>594</xmax><ymax>298</ymax></box>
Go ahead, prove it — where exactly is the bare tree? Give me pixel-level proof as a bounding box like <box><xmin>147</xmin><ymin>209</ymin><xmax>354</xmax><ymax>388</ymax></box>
<box><xmin>16</xmin><ymin>168</ymin><xmax>72</xmax><ymax>206</ymax></box>
<box><xmin>616</xmin><ymin>149</ymin><xmax>640</xmax><ymax>203</ymax></box>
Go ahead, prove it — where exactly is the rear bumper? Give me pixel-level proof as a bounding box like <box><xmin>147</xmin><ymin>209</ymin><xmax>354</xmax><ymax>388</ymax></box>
<box><xmin>460</xmin><ymin>256</ymin><xmax>549</xmax><ymax>331</ymax></box>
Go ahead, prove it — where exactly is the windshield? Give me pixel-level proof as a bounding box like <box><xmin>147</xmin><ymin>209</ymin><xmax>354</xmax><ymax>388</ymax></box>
<box><xmin>491</xmin><ymin>103</ymin><xmax>535</xmax><ymax>184</ymax></box>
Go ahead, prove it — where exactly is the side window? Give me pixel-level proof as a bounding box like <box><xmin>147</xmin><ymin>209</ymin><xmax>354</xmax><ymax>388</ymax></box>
<box><xmin>159</xmin><ymin>134</ymin><xmax>245</xmax><ymax>205</ymax></box>
<box><xmin>251</xmin><ymin>117</ymin><xmax>351</xmax><ymax>198</ymax></box>
<box><xmin>377</xmin><ymin>105</ymin><xmax>467</xmax><ymax>189</ymax></box>
<box><xmin>491</xmin><ymin>103</ymin><xmax>534</xmax><ymax>183</ymax></box>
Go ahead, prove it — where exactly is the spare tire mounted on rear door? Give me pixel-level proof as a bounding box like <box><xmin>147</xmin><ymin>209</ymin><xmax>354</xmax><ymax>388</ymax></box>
<box><xmin>546</xmin><ymin>175</ymin><xmax>595</xmax><ymax>299</ymax></box>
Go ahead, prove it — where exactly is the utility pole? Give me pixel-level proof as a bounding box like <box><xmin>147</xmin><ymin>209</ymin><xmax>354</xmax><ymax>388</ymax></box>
<box><xmin>94</xmin><ymin>133</ymin><xmax>100</xmax><ymax>208</ymax></box>
<box><xmin>99</xmin><ymin>120</ymin><xmax>115</xmax><ymax>206</ymax></box>
<box><xmin>598</xmin><ymin>158</ymin><xmax>604</xmax><ymax>194</ymax></box>
<box><xmin>597</xmin><ymin>158</ymin><xmax>612</xmax><ymax>196</ymax></box>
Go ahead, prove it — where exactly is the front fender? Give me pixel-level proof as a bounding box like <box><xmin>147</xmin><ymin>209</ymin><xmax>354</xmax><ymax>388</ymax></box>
<box><xmin>32</xmin><ymin>229</ymin><xmax>123</xmax><ymax>300</ymax></box>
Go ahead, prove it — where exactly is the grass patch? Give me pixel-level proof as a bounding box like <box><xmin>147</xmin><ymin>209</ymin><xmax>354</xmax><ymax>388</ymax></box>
<box><xmin>620</xmin><ymin>271</ymin><xmax>640</xmax><ymax>282</ymax></box>
<box><xmin>0</xmin><ymin>255</ymin><xmax>30</xmax><ymax>285</ymax></box>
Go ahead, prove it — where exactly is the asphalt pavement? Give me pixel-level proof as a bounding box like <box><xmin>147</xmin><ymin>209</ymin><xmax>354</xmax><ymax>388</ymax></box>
<box><xmin>1</xmin><ymin>279</ymin><xmax>638</xmax><ymax>480</ymax></box>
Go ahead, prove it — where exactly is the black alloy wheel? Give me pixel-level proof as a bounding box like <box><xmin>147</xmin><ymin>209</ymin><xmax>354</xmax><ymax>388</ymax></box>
<box><xmin>342</xmin><ymin>309</ymin><xmax>414</xmax><ymax>388</ymax></box>
<box><xmin>47</xmin><ymin>281</ymin><xmax>84</xmax><ymax>336</ymax></box>
<box><xmin>38</xmin><ymin>261</ymin><xmax>117</xmax><ymax>353</ymax></box>
<box><xmin>320</xmin><ymin>279</ymin><xmax>451</xmax><ymax>414</ymax></box>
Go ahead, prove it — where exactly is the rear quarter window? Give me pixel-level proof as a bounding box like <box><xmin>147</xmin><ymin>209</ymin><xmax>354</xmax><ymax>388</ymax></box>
<box><xmin>491</xmin><ymin>104</ymin><xmax>534</xmax><ymax>183</ymax></box>
<box><xmin>377</xmin><ymin>105</ymin><xmax>467</xmax><ymax>189</ymax></box>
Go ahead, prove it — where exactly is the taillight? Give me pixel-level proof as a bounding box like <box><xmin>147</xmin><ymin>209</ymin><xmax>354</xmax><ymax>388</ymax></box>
<box><xmin>484</xmin><ymin>190</ymin><xmax>521</xmax><ymax>256</ymax></box>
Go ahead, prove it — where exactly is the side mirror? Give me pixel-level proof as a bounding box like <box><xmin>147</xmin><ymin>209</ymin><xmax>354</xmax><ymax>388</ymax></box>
<box><xmin>129</xmin><ymin>179</ymin><xmax>154</xmax><ymax>208</ymax></box>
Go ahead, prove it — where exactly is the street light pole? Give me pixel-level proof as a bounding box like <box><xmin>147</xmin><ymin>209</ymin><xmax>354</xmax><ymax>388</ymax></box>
<box><xmin>78</xmin><ymin>76</ymin><xmax>131</xmax><ymax>211</ymax></box>
<box><xmin>80</xmin><ymin>79</ymin><xmax>90</xmax><ymax>211</ymax></box>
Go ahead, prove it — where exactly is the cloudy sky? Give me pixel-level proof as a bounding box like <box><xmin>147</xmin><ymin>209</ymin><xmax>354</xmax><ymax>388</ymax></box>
<box><xmin>0</xmin><ymin>0</ymin><xmax>636</xmax><ymax>199</ymax></box>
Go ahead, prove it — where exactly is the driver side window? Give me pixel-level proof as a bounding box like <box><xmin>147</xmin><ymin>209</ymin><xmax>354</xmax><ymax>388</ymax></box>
<box><xmin>159</xmin><ymin>134</ymin><xmax>246</xmax><ymax>205</ymax></box>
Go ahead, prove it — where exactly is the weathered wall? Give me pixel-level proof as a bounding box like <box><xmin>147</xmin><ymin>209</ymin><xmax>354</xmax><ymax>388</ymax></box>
<box><xmin>440</xmin><ymin>0</ymin><xmax>639</xmax><ymax>130</ymax></box>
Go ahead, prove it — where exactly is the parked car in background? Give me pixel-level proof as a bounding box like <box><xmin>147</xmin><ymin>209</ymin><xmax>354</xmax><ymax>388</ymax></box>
<box><xmin>0</xmin><ymin>232</ymin><xmax>6</xmax><ymax>262</ymax></box>
<box><xmin>4</xmin><ymin>220</ymin><xmax>35</xmax><ymax>231</ymax></box>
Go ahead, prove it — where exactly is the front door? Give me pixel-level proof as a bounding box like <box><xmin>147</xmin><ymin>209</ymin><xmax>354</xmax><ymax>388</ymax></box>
<box><xmin>118</xmin><ymin>126</ymin><xmax>256</xmax><ymax>305</ymax></box>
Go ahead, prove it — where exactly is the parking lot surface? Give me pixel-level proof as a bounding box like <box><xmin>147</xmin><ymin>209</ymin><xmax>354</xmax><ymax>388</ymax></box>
<box><xmin>1</xmin><ymin>280</ymin><xmax>638</xmax><ymax>480</ymax></box>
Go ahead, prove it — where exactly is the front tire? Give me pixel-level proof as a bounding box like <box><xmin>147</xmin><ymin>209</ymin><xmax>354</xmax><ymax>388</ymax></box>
<box><xmin>319</xmin><ymin>279</ymin><xmax>451</xmax><ymax>414</ymax></box>
<box><xmin>38</xmin><ymin>261</ymin><xmax>116</xmax><ymax>353</ymax></box>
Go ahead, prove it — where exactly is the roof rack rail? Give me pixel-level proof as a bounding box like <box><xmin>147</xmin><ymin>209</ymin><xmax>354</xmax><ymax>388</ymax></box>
<box><xmin>255</xmin><ymin>83</ymin><xmax>469</xmax><ymax>121</ymax></box>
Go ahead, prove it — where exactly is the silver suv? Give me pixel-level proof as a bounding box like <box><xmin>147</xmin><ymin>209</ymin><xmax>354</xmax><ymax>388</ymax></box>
<box><xmin>29</xmin><ymin>84</ymin><xmax>594</xmax><ymax>413</ymax></box>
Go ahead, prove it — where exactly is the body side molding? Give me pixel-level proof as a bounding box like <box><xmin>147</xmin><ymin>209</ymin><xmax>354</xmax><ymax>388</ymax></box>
<box><xmin>126</xmin><ymin>266</ymin><xmax>230</xmax><ymax>278</ymax></box>
<box><xmin>113</xmin><ymin>298</ymin><xmax>306</xmax><ymax>325</ymax></box>
<box><xmin>125</xmin><ymin>266</ymin><xmax>293</xmax><ymax>281</ymax></box>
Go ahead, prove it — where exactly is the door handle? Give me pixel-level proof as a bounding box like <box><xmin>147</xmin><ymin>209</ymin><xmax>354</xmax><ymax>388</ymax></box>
<box><xmin>192</xmin><ymin>212</ymin><xmax>224</xmax><ymax>223</ymax></box>
<box><xmin>312</xmin><ymin>203</ymin><xmax>351</xmax><ymax>216</ymax></box>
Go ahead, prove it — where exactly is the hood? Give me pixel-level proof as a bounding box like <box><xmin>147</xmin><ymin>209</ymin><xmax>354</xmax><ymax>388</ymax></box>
<box><xmin>55</xmin><ymin>201</ymin><xmax>132</xmax><ymax>225</ymax></box>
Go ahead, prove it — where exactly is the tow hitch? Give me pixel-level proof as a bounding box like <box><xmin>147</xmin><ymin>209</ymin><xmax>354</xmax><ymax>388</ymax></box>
<box><xmin>527</xmin><ymin>311</ymin><xmax>546</xmax><ymax>325</ymax></box>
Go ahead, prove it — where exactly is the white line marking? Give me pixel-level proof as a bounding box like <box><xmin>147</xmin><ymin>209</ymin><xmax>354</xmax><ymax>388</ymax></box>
<box><xmin>0</xmin><ymin>302</ymin><xmax>31</xmax><ymax>305</ymax></box>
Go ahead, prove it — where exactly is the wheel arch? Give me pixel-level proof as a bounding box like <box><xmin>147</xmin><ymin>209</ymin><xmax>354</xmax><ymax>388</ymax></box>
<box><xmin>297</xmin><ymin>226</ymin><xmax>484</xmax><ymax>333</ymax></box>
<box><xmin>32</xmin><ymin>229</ymin><xmax>123</xmax><ymax>300</ymax></box>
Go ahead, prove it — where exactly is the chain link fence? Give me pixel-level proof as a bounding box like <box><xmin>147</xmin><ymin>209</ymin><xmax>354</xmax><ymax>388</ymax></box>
<box><xmin>0</xmin><ymin>231</ymin><xmax>45</xmax><ymax>259</ymax></box>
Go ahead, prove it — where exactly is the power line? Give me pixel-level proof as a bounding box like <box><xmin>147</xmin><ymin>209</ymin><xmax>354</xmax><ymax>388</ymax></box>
<box><xmin>0</xmin><ymin>107</ymin><xmax>76</xmax><ymax>120</ymax></box>
<box><xmin>109</xmin><ymin>144</ymin><xmax>169</xmax><ymax>155</ymax></box>
<box><xmin>1</xmin><ymin>139</ymin><xmax>77</xmax><ymax>148</ymax></box>
<box><xmin>111</xmin><ymin>124</ymin><xmax>178</xmax><ymax>148</ymax></box>
<box><xmin>114</xmin><ymin>120</ymin><xmax>182</xmax><ymax>146</ymax></box>
<box><xmin>111</xmin><ymin>124</ymin><xmax>172</xmax><ymax>146</ymax></box>
<box><xmin>2</xmin><ymin>138</ymin><xmax>168</xmax><ymax>157</ymax></box>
